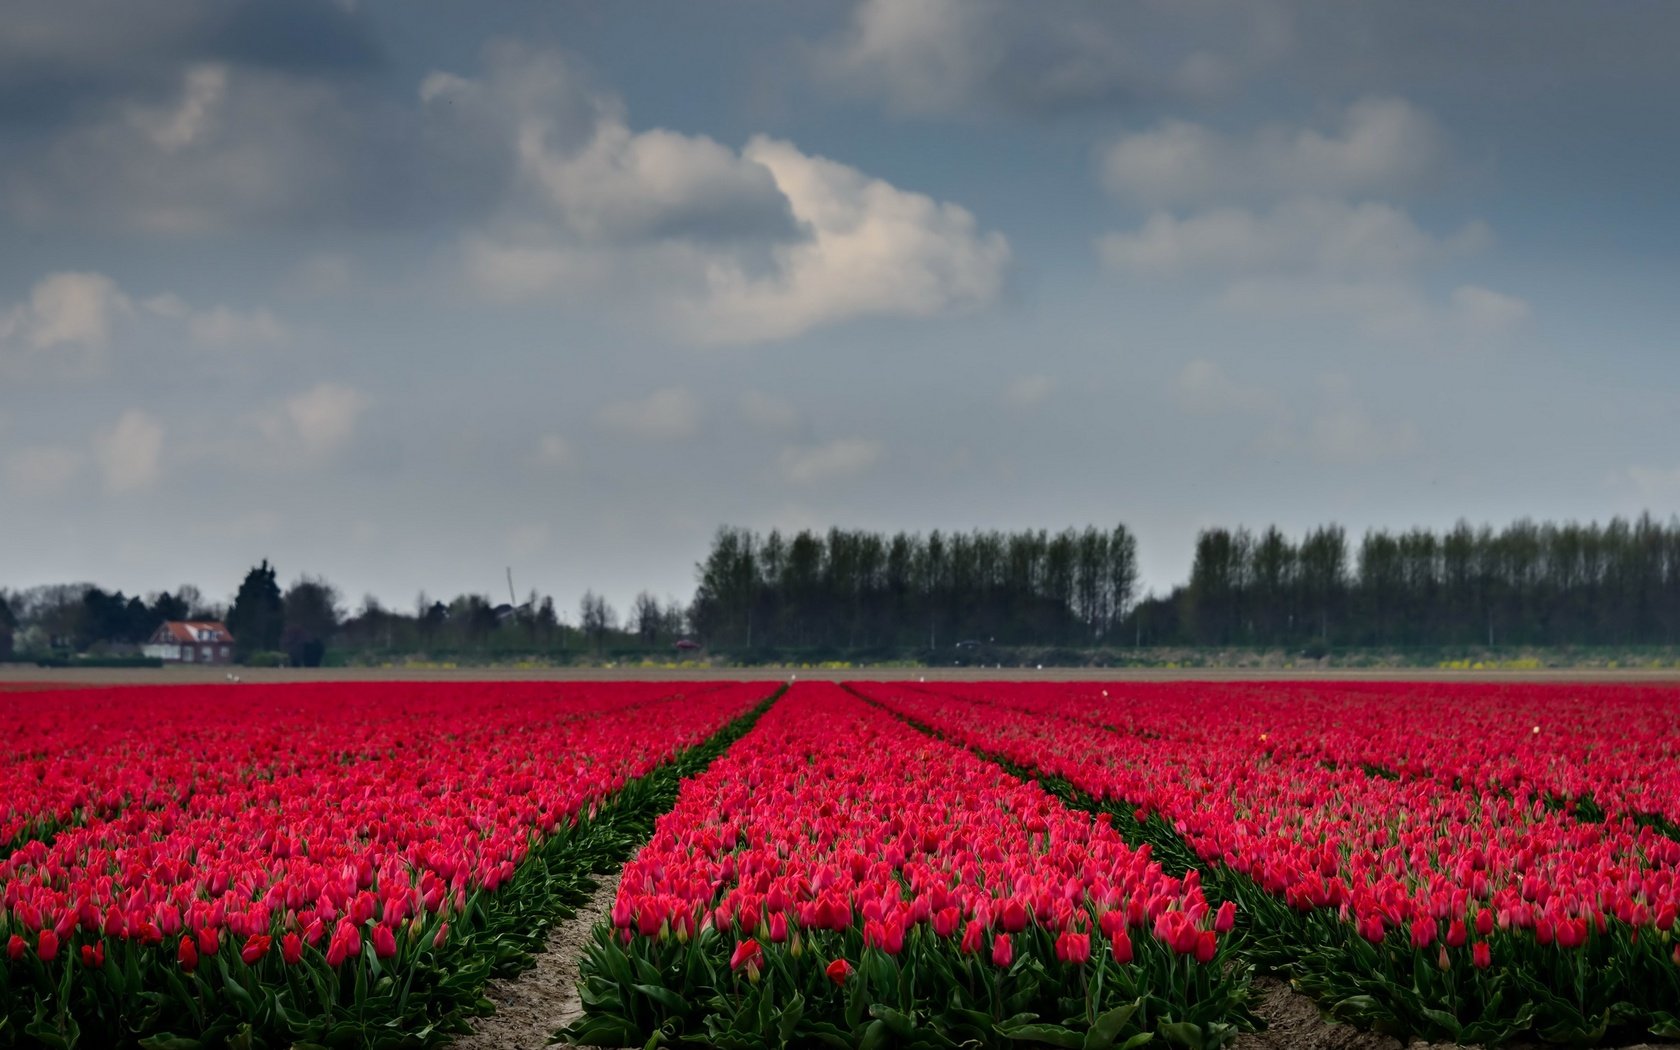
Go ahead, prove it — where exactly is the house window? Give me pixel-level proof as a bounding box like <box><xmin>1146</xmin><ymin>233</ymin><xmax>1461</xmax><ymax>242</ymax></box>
<box><xmin>183</xmin><ymin>648</ymin><xmax>194</xmax><ymax>662</ymax></box>
<box><xmin>220</xmin><ymin>646</ymin><xmax>229</xmax><ymax>658</ymax></box>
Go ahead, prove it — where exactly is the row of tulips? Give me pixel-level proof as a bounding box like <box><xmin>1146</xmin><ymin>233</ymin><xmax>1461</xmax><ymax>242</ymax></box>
<box><xmin>567</xmin><ymin>682</ymin><xmax>1253</xmax><ymax>1050</ymax></box>
<box><xmin>0</xmin><ymin>681</ymin><xmax>775</xmax><ymax>1048</ymax></box>
<box><xmin>1083</xmin><ymin>680</ymin><xmax>1680</xmax><ymax>826</ymax></box>
<box><xmin>850</xmin><ymin>681</ymin><xmax>1680</xmax><ymax>1045</ymax></box>
<box><xmin>0</xmin><ymin>681</ymin><xmax>691</xmax><ymax>850</ymax></box>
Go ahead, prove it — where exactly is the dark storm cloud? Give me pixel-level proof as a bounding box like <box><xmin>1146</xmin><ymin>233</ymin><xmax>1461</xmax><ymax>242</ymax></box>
<box><xmin>816</xmin><ymin>0</ymin><xmax>1680</xmax><ymax>122</ymax></box>
<box><xmin>815</xmin><ymin>0</ymin><xmax>1293</xmax><ymax>120</ymax></box>
<box><xmin>0</xmin><ymin>0</ymin><xmax>380</xmax><ymax>126</ymax></box>
<box><xmin>207</xmin><ymin>0</ymin><xmax>383</xmax><ymax>75</ymax></box>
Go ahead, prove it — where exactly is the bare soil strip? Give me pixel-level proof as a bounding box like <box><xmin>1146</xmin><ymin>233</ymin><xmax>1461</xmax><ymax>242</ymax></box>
<box><xmin>1233</xmin><ymin>977</ymin><xmax>1664</xmax><ymax>1050</ymax></box>
<box><xmin>451</xmin><ymin>869</ymin><xmax>622</xmax><ymax>1050</ymax></box>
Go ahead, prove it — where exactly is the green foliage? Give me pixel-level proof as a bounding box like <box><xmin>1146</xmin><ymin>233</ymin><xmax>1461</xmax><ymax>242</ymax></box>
<box><xmin>951</xmin><ymin>717</ymin><xmax>1680</xmax><ymax>1046</ymax></box>
<box><xmin>0</xmin><ymin>696</ymin><xmax>779</xmax><ymax>1048</ymax></box>
<box><xmin>691</xmin><ymin>524</ymin><xmax>1141</xmax><ymax>653</ymax></box>
<box><xmin>227</xmin><ymin>561</ymin><xmax>283</xmax><ymax>661</ymax></box>
<box><xmin>567</xmin><ymin>921</ymin><xmax>1248</xmax><ymax>1049</ymax></box>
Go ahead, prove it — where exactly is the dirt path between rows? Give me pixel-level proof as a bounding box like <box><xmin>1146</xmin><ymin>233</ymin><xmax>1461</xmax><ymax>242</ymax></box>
<box><xmin>452</xmin><ymin>870</ymin><xmax>622</xmax><ymax>1050</ymax></box>
<box><xmin>1233</xmin><ymin>976</ymin><xmax>1665</xmax><ymax>1050</ymax></box>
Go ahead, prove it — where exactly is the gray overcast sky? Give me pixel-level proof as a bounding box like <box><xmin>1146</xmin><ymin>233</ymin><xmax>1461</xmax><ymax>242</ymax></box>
<box><xmin>2</xmin><ymin>0</ymin><xmax>1678</xmax><ymax>616</ymax></box>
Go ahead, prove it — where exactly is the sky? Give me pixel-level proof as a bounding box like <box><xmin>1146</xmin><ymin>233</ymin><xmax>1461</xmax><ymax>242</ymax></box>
<box><xmin>2</xmin><ymin>0</ymin><xmax>1678</xmax><ymax>617</ymax></box>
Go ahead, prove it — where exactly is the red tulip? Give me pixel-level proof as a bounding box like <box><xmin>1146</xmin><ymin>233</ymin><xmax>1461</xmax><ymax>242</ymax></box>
<box><xmin>991</xmin><ymin>933</ymin><xmax>1013</xmax><ymax>967</ymax></box>
<box><xmin>1409</xmin><ymin>917</ymin><xmax>1435</xmax><ymax>949</ymax></box>
<box><xmin>6</xmin><ymin>935</ymin><xmax>25</xmax><ymax>961</ymax></box>
<box><xmin>1446</xmin><ymin>919</ymin><xmax>1467</xmax><ymax>948</ymax></box>
<box><xmin>240</xmin><ymin>934</ymin><xmax>271</xmax><ymax>965</ymax></box>
<box><xmin>826</xmin><ymin>957</ymin><xmax>853</xmax><ymax>985</ymax></box>
<box><xmin>932</xmin><ymin>906</ymin><xmax>961</xmax><ymax>938</ymax></box>
<box><xmin>729</xmin><ymin>939</ymin><xmax>762</xmax><ymax>973</ymax></box>
<box><xmin>1472</xmin><ymin>942</ymin><xmax>1491</xmax><ymax>969</ymax></box>
<box><xmin>372</xmin><ymin>924</ymin><xmax>398</xmax><ymax>959</ymax></box>
<box><xmin>1656</xmin><ymin>903</ymin><xmax>1676</xmax><ymax>933</ymax></box>
<box><xmin>37</xmin><ymin>930</ymin><xmax>58</xmax><ymax>961</ymax></box>
<box><xmin>1194</xmin><ymin>929</ymin><xmax>1217</xmax><ymax>964</ymax></box>
<box><xmin>281</xmin><ymin>932</ymin><xmax>304</xmax><ymax>965</ymax></box>
<box><xmin>79</xmin><ymin>942</ymin><xmax>105</xmax><ymax>969</ymax></box>
<box><xmin>1214</xmin><ymin>900</ymin><xmax>1236</xmax><ymax>933</ymax></box>
<box><xmin>433</xmin><ymin>921</ymin><xmax>450</xmax><ymax>948</ymax></box>
<box><xmin>1474</xmin><ymin>910</ymin><xmax>1494</xmax><ymax>937</ymax></box>
<box><xmin>1110</xmin><ymin>929</ymin><xmax>1133</xmax><ymax>964</ymax></box>
<box><xmin>1055</xmin><ymin>930</ymin><xmax>1090</xmax><ymax>964</ymax></box>
<box><xmin>960</xmin><ymin>919</ymin><xmax>984</xmax><ymax>954</ymax></box>
<box><xmin>178</xmin><ymin>935</ymin><xmax>198</xmax><ymax>972</ymax></box>
<box><xmin>999</xmin><ymin>898</ymin><xmax>1028</xmax><ymax>933</ymax></box>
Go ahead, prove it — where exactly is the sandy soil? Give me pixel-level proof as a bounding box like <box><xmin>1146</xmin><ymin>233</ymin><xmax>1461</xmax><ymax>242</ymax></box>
<box><xmin>1233</xmin><ymin>977</ymin><xmax>1665</xmax><ymax>1050</ymax></box>
<box><xmin>450</xmin><ymin>870</ymin><xmax>621</xmax><ymax>1050</ymax></box>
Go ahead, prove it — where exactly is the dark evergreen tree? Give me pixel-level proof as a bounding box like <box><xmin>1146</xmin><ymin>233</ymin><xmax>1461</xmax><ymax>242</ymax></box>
<box><xmin>227</xmin><ymin>560</ymin><xmax>284</xmax><ymax>660</ymax></box>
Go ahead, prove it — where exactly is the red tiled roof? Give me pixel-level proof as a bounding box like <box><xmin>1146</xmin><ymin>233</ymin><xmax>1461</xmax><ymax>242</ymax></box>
<box><xmin>155</xmin><ymin>621</ymin><xmax>234</xmax><ymax>644</ymax></box>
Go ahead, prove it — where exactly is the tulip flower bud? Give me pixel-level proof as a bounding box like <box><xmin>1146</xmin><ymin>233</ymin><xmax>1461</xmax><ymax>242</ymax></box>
<box><xmin>992</xmin><ymin>933</ymin><xmax>1013</xmax><ymax>967</ymax></box>
<box><xmin>1110</xmin><ymin>930</ymin><xmax>1133</xmax><ymax>965</ymax></box>
<box><xmin>1214</xmin><ymin>901</ymin><xmax>1236</xmax><ymax>934</ymax></box>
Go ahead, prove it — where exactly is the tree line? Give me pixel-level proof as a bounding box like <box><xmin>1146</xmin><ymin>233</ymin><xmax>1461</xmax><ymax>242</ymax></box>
<box><xmin>1163</xmin><ymin>515</ymin><xmax>1680</xmax><ymax>648</ymax></box>
<box><xmin>6</xmin><ymin>514</ymin><xmax>1680</xmax><ymax>664</ymax></box>
<box><xmin>689</xmin><ymin>525</ymin><xmax>1140</xmax><ymax>652</ymax></box>
<box><xmin>0</xmin><ymin>562</ymin><xmax>689</xmax><ymax>665</ymax></box>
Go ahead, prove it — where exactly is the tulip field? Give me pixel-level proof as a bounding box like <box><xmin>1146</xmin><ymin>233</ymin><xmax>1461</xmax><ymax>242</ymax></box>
<box><xmin>0</xmin><ymin>681</ymin><xmax>774</xmax><ymax>1048</ymax></box>
<box><xmin>3</xmin><ymin>678</ymin><xmax>1680</xmax><ymax>1049</ymax></box>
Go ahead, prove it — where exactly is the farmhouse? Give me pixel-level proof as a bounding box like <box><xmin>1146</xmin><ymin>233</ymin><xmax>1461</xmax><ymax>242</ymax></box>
<box><xmin>142</xmin><ymin>621</ymin><xmax>236</xmax><ymax>664</ymax></box>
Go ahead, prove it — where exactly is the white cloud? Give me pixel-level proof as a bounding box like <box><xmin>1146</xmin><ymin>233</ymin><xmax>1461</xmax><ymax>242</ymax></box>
<box><xmin>596</xmin><ymin>387</ymin><xmax>702</xmax><ymax>442</ymax></box>
<box><xmin>93</xmin><ymin>409</ymin><xmax>164</xmax><ymax>492</ymax></box>
<box><xmin>1216</xmin><ymin>277</ymin><xmax>1436</xmax><ymax>341</ymax></box>
<box><xmin>1101</xmin><ymin>98</ymin><xmax>1447</xmax><ymax>206</ymax></box>
<box><xmin>130</xmin><ymin>64</ymin><xmax>228</xmax><ymax>153</ymax></box>
<box><xmin>1620</xmin><ymin>465</ymin><xmax>1680</xmax><ymax>505</ymax></box>
<box><xmin>185</xmin><ymin>305</ymin><xmax>287</xmax><ymax>348</ymax></box>
<box><xmin>1098</xmin><ymin>199</ymin><xmax>1486</xmax><ymax>278</ymax></box>
<box><xmin>1003</xmin><ymin>374</ymin><xmax>1056</xmax><ymax>410</ymax></box>
<box><xmin>1099</xmin><ymin>197</ymin><xmax>1513</xmax><ymax>341</ymax></box>
<box><xmin>255</xmin><ymin>382</ymin><xmax>368</xmax><ymax>459</ymax></box>
<box><xmin>3</xmin><ymin>446</ymin><xmax>85</xmax><ymax>496</ymax></box>
<box><xmin>2</xmin><ymin>272</ymin><xmax>290</xmax><ymax>383</ymax></box>
<box><xmin>777</xmin><ymin>438</ymin><xmax>885</xmax><ymax>484</ymax></box>
<box><xmin>535</xmin><ymin>433</ymin><xmax>577</xmax><ymax>467</ymax></box>
<box><xmin>437</xmin><ymin>46</ymin><xmax>1008</xmax><ymax>342</ymax></box>
<box><xmin>1451</xmin><ymin>284</ymin><xmax>1531</xmax><ymax>336</ymax></box>
<box><xmin>1308</xmin><ymin>376</ymin><xmax>1420</xmax><ymax>465</ymax></box>
<box><xmin>737</xmin><ymin>390</ymin><xmax>799</xmax><ymax>430</ymax></box>
<box><xmin>459</xmin><ymin>237</ymin><xmax>612</xmax><ymax>302</ymax></box>
<box><xmin>1175</xmin><ymin>360</ymin><xmax>1283</xmax><ymax>417</ymax></box>
<box><xmin>0</xmin><ymin>272</ymin><xmax>131</xmax><ymax>378</ymax></box>
<box><xmin>286</xmin><ymin>253</ymin><xmax>357</xmax><ymax>298</ymax></box>
<box><xmin>424</xmin><ymin>43</ymin><xmax>795</xmax><ymax>248</ymax></box>
<box><xmin>688</xmin><ymin>137</ymin><xmax>1009</xmax><ymax>343</ymax></box>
